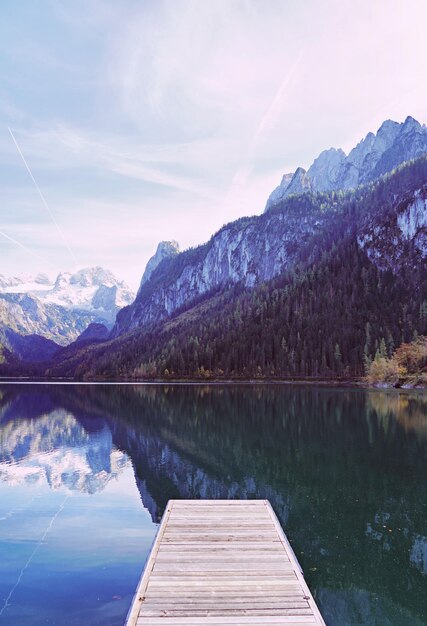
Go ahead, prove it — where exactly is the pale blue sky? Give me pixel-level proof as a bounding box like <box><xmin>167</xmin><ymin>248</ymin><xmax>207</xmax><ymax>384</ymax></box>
<box><xmin>0</xmin><ymin>0</ymin><xmax>426</xmax><ymax>288</ymax></box>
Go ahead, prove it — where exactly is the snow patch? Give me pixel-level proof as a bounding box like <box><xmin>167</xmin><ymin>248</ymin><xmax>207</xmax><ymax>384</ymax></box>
<box><xmin>0</xmin><ymin>267</ymin><xmax>134</xmax><ymax>322</ymax></box>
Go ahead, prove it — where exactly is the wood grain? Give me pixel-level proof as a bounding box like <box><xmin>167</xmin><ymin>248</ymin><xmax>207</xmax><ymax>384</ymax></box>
<box><xmin>126</xmin><ymin>500</ymin><xmax>326</xmax><ymax>625</ymax></box>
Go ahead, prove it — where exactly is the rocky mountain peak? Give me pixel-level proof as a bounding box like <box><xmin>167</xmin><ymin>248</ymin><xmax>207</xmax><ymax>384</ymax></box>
<box><xmin>280</xmin><ymin>172</ymin><xmax>294</xmax><ymax>186</ymax></box>
<box><xmin>402</xmin><ymin>115</ymin><xmax>421</xmax><ymax>130</ymax></box>
<box><xmin>347</xmin><ymin>132</ymin><xmax>376</xmax><ymax>170</ymax></box>
<box><xmin>372</xmin><ymin>119</ymin><xmax>400</xmax><ymax>152</ymax></box>
<box><xmin>293</xmin><ymin>166</ymin><xmax>307</xmax><ymax>176</ymax></box>
<box><xmin>376</xmin><ymin>119</ymin><xmax>400</xmax><ymax>137</ymax></box>
<box><xmin>287</xmin><ymin>167</ymin><xmax>311</xmax><ymax>194</ymax></box>
<box><xmin>159</xmin><ymin>240</ymin><xmax>180</xmax><ymax>254</ymax></box>
<box><xmin>139</xmin><ymin>240</ymin><xmax>180</xmax><ymax>288</ymax></box>
<box><xmin>265</xmin><ymin>116</ymin><xmax>427</xmax><ymax>211</ymax></box>
<box><xmin>307</xmin><ymin>147</ymin><xmax>346</xmax><ymax>192</ymax></box>
<box><xmin>54</xmin><ymin>272</ymin><xmax>70</xmax><ymax>290</ymax></box>
<box><xmin>263</xmin><ymin>173</ymin><xmax>294</xmax><ymax>209</ymax></box>
<box><xmin>69</xmin><ymin>267</ymin><xmax>123</xmax><ymax>288</ymax></box>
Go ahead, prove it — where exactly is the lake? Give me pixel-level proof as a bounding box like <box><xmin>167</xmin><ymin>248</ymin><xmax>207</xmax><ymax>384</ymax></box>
<box><xmin>0</xmin><ymin>383</ymin><xmax>425</xmax><ymax>625</ymax></box>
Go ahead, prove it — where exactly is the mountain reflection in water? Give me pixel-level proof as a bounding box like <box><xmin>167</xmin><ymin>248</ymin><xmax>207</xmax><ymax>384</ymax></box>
<box><xmin>0</xmin><ymin>409</ymin><xmax>129</xmax><ymax>493</ymax></box>
<box><xmin>0</xmin><ymin>383</ymin><xmax>425</xmax><ymax>626</ymax></box>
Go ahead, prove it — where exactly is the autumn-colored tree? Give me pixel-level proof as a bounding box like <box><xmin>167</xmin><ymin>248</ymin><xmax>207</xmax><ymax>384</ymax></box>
<box><xmin>394</xmin><ymin>336</ymin><xmax>427</xmax><ymax>374</ymax></box>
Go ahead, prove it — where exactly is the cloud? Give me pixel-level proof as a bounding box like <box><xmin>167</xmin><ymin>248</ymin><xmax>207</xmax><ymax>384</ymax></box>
<box><xmin>1</xmin><ymin>0</ymin><xmax>427</xmax><ymax>288</ymax></box>
<box><xmin>108</xmin><ymin>0</ymin><xmax>306</xmax><ymax>138</ymax></box>
<box><xmin>8</xmin><ymin>127</ymin><xmax>78</xmax><ymax>265</ymax></box>
<box><xmin>5</xmin><ymin>125</ymin><xmax>228</xmax><ymax>198</ymax></box>
<box><xmin>0</xmin><ymin>229</ymin><xmax>57</xmax><ymax>270</ymax></box>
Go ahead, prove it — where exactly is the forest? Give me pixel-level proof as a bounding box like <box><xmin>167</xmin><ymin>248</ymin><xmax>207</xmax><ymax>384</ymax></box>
<box><xmin>1</xmin><ymin>157</ymin><xmax>426</xmax><ymax>382</ymax></box>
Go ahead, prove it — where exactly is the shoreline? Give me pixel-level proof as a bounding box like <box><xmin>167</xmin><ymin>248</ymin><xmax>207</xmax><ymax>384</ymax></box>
<box><xmin>0</xmin><ymin>376</ymin><xmax>425</xmax><ymax>389</ymax></box>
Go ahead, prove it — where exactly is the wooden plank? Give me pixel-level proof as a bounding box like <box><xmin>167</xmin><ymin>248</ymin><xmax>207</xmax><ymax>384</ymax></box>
<box><xmin>163</xmin><ymin>527</ymin><xmax>280</xmax><ymax>532</ymax></box>
<box><xmin>137</xmin><ymin>615</ymin><xmax>318</xmax><ymax>626</ymax></box>
<box><xmin>152</xmin><ymin>564</ymin><xmax>295</xmax><ymax>572</ymax></box>
<box><xmin>148</xmin><ymin>577</ymin><xmax>299</xmax><ymax>584</ymax></box>
<box><xmin>155</xmin><ymin>553</ymin><xmax>290</xmax><ymax>560</ymax></box>
<box><xmin>164</xmin><ymin>522</ymin><xmax>276</xmax><ymax>528</ymax></box>
<box><xmin>141</xmin><ymin>596</ymin><xmax>308</xmax><ymax>610</ymax></box>
<box><xmin>160</xmin><ymin>540</ymin><xmax>284</xmax><ymax>553</ymax></box>
<box><xmin>126</xmin><ymin>500</ymin><xmax>326</xmax><ymax>626</ymax></box>
<box><xmin>139</xmin><ymin>609</ymin><xmax>314</xmax><ymax>617</ymax></box>
<box><xmin>171</xmin><ymin>500</ymin><xmax>264</xmax><ymax>504</ymax></box>
<box><xmin>143</xmin><ymin>588</ymin><xmax>306</xmax><ymax>595</ymax></box>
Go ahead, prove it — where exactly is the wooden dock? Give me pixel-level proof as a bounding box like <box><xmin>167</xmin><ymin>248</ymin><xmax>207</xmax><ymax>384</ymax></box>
<box><xmin>126</xmin><ymin>500</ymin><xmax>326</xmax><ymax>626</ymax></box>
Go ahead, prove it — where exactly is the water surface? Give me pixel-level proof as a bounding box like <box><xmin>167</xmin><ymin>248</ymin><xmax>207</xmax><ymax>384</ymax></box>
<box><xmin>0</xmin><ymin>383</ymin><xmax>425</xmax><ymax>625</ymax></box>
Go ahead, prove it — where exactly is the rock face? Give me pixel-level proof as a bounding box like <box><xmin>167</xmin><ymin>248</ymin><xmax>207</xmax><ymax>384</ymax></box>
<box><xmin>139</xmin><ymin>241</ymin><xmax>180</xmax><ymax>288</ymax></box>
<box><xmin>264</xmin><ymin>116</ymin><xmax>427</xmax><ymax>211</ymax></box>
<box><xmin>112</xmin><ymin>153</ymin><xmax>427</xmax><ymax>338</ymax></box>
<box><xmin>358</xmin><ymin>190</ymin><xmax>427</xmax><ymax>270</ymax></box>
<box><xmin>0</xmin><ymin>267</ymin><xmax>134</xmax><ymax>347</ymax></box>
<box><xmin>308</xmin><ymin>148</ymin><xmax>346</xmax><ymax>191</ymax></box>
<box><xmin>111</xmin><ymin>201</ymin><xmax>338</xmax><ymax>335</ymax></box>
<box><xmin>265</xmin><ymin>172</ymin><xmax>294</xmax><ymax>207</ymax></box>
<box><xmin>266</xmin><ymin>168</ymin><xmax>312</xmax><ymax>207</ymax></box>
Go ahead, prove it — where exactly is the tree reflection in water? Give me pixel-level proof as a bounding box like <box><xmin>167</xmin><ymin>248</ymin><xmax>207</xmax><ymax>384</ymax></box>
<box><xmin>0</xmin><ymin>384</ymin><xmax>425</xmax><ymax>626</ymax></box>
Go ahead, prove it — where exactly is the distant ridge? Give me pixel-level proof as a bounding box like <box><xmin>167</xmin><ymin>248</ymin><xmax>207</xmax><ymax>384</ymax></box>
<box><xmin>265</xmin><ymin>116</ymin><xmax>427</xmax><ymax>211</ymax></box>
<box><xmin>0</xmin><ymin>267</ymin><xmax>134</xmax><ymax>350</ymax></box>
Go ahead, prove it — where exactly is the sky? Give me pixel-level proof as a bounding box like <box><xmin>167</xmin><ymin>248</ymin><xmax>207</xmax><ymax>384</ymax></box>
<box><xmin>0</xmin><ymin>0</ymin><xmax>426</xmax><ymax>290</ymax></box>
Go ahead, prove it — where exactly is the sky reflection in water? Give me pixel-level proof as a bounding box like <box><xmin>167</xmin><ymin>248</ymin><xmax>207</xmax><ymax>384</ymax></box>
<box><xmin>0</xmin><ymin>383</ymin><xmax>425</xmax><ymax>625</ymax></box>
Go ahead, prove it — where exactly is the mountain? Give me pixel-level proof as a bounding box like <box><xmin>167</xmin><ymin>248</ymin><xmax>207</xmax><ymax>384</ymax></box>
<box><xmin>0</xmin><ymin>342</ymin><xmax>16</xmax><ymax>367</ymax></box>
<box><xmin>264</xmin><ymin>116</ymin><xmax>427</xmax><ymax>211</ymax></box>
<box><xmin>112</xmin><ymin>198</ymin><xmax>338</xmax><ymax>335</ymax></box>
<box><xmin>0</xmin><ymin>272</ymin><xmax>51</xmax><ymax>290</ymax></box>
<box><xmin>0</xmin><ymin>330</ymin><xmax>60</xmax><ymax>362</ymax></box>
<box><xmin>29</xmin><ymin>322</ymin><xmax>111</xmax><ymax>371</ymax></box>
<box><xmin>0</xmin><ymin>267</ymin><xmax>134</xmax><ymax>349</ymax></box>
<box><xmin>112</xmin><ymin>152</ymin><xmax>427</xmax><ymax>339</ymax></box>
<box><xmin>2</xmin><ymin>119</ymin><xmax>426</xmax><ymax>380</ymax></box>
<box><xmin>74</xmin><ymin>322</ymin><xmax>109</xmax><ymax>344</ymax></box>
<box><xmin>0</xmin><ymin>266</ymin><xmax>134</xmax><ymax>319</ymax></box>
<box><xmin>39</xmin><ymin>156</ymin><xmax>427</xmax><ymax>380</ymax></box>
<box><xmin>139</xmin><ymin>240</ymin><xmax>180</xmax><ymax>288</ymax></box>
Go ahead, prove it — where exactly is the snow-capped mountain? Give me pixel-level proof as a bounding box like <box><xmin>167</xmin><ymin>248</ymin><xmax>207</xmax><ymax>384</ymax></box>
<box><xmin>0</xmin><ymin>267</ymin><xmax>133</xmax><ymax>319</ymax></box>
<box><xmin>265</xmin><ymin>116</ymin><xmax>427</xmax><ymax>211</ymax></box>
<box><xmin>0</xmin><ymin>272</ymin><xmax>51</xmax><ymax>291</ymax></box>
<box><xmin>0</xmin><ymin>410</ymin><xmax>129</xmax><ymax>494</ymax></box>
<box><xmin>0</xmin><ymin>267</ymin><xmax>134</xmax><ymax>348</ymax></box>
